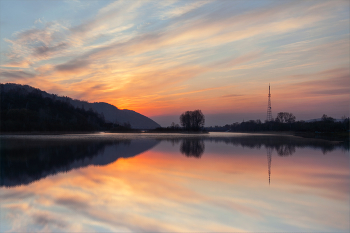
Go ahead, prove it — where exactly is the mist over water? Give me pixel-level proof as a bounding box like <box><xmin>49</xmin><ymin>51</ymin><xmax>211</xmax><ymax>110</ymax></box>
<box><xmin>0</xmin><ymin>133</ymin><xmax>348</xmax><ymax>232</ymax></box>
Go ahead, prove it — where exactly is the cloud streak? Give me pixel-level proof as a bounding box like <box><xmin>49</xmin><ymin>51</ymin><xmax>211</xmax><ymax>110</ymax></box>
<box><xmin>0</xmin><ymin>0</ymin><xmax>349</xmax><ymax>122</ymax></box>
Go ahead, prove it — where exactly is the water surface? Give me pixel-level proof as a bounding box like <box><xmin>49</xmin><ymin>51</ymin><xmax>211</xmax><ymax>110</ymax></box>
<box><xmin>0</xmin><ymin>133</ymin><xmax>348</xmax><ymax>232</ymax></box>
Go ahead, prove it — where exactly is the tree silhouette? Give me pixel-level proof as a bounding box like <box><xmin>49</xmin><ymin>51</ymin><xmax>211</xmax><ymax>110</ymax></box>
<box><xmin>180</xmin><ymin>110</ymin><xmax>205</xmax><ymax>131</ymax></box>
<box><xmin>275</xmin><ymin>112</ymin><xmax>296</xmax><ymax>123</ymax></box>
<box><xmin>321</xmin><ymin>114</ymin><xmax>334</xmax><ymax>122</ymax></box>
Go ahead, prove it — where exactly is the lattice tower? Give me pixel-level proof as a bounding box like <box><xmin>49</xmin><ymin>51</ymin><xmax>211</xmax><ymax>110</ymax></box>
<box><xmin>266</xmin><ymin>84</ymin><xmax>272</xmax><ymax>121</ymax></box>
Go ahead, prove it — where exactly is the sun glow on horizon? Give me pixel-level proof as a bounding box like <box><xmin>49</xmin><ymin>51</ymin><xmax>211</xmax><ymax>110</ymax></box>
<box><xmin>0</xmin><ymin>0</ymin><xmax>349</xmax><ymax>124</ymax></box>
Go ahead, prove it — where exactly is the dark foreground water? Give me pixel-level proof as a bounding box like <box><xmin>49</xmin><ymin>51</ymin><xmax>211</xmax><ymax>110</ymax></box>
<box><xmin>0</xmin><ymin>133</ymin><xmax>349</xmax><ymax>232</ymax></box>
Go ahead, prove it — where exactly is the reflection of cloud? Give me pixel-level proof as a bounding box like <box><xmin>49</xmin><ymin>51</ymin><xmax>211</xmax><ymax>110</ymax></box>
<box><xmin>0</xmin><ymin>136</ymin><xmax>348</xmax><ymax>232</ymax></box>
<box><xmin>55</xmin><ymin>196</ymin><xmax>89</xmax><ymax>211</ymax></box>
<box><xmin>0</xmin><ymin>189</ymin><xmax>35</xmax><ymax>200</ymax></box>
<box><xmin>32</xmin><ymin>213</ymin><xmax>67</xmax><ymax>229</ymax></box>
<box><xmin>0</xmin><ymin>137</ymin><xmax>161</xmax><ymax>187</ymax></box>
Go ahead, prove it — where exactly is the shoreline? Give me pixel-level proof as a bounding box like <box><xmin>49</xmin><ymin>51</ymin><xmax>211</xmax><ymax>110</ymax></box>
<box><xmin>1</xmin><ymin>131</ymin><xmax>348</xmax><ymax>142</ymax></box>
<box><xmin>0</xmin><ymin>131</ymin><xmax>102</xmax><ymax>135</ymax></box>
<box><xmin>0</xmin><ymin>131</ymin><xmax>209</xmax><ymax>135</ymax></box>
<box><xmin>224</xmin><ymin>131</ymin><xmax>349</xmax><ymax>142</ymax></box>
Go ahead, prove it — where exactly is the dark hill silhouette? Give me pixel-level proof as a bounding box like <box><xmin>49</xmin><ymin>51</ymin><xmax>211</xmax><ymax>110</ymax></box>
<box><xmin>1</xmin><ymin>84</ymin><xmax>105</xmax><ymax>131</ymax></box>
<box><xmin>0</xmin><ymin>83</ymin><xmax>160</xmax><ymax>129</ymax></box>
<box><xmin>89</xmin><ymin>102</ymin><xmax>160</xmax><ymax>129</ymax></box>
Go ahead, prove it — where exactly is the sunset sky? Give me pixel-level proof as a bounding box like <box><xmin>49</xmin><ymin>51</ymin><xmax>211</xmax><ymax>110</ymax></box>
<box><xmin>0</xmin><ymin>0</ymin><xmax>349</xmax><ymax>126</ymax></box>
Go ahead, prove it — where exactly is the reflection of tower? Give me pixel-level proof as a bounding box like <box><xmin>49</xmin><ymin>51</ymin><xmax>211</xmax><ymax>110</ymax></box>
<box><xmin>266</xmin><ymin>84</ymin><xmax>272</xmax><ymax>121</ymax></box>
<box><xmin>267</xmin><ymin>147</ymin><xmax>272</xmax><ymax>185</ymax></box>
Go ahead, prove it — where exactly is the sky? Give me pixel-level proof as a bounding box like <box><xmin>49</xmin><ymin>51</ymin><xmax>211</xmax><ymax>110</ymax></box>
<box><xmin>0</xmin><ymin>0</ymin><xmax>349</xmax><ymax>126</ymax></box>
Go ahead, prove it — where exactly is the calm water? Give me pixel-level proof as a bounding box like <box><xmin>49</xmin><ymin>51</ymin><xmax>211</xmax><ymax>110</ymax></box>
<box><xmin>0</xmin><ymin>133</ymin><xmax>349</xmax><ymax>232</ymax></box>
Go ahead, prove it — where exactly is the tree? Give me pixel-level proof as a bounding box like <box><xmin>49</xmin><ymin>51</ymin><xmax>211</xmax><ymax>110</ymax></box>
<box><xmin>321</xmin><ymin>114</ymin><xmax>334</xmax><ymax>122</ymax></box>
<box><xmin>180</xmin><ymin>110</ymin><xmax>205</xmax><ymax>131</ymax></box>
<box><xmin>275</xmin><ymin>112</ymin><xmax>296</xmax><ymax>123</ymax></box>
<box><xmin>191</xmin><ymin>109</ymin><xmax>205</xmax><ymax>130</ymax></box>
<box><xmin>180</xmin><ymin>111</ymin><xmax>192</xmax><ymax>130</ymax></box>
<box><xmin>123</xmin><ymin>122</ymin><xmax>131</xmax><ymax>129</ymax></box>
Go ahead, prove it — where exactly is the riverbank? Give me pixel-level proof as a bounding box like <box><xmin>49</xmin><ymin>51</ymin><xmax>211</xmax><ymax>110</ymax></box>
<box><xmin>1</xmin><ymin>131</ymin><xmax>348</xmax><ymax>142</ymax></box>
<box><xmin>0</xmin><ymin>131</ymin><xmax>101</xmax><ymax>135</ymax></box>
<box><xmin>293</xmin><ymin>131</ymin><xmax>349</xmax><ymax>142</ymax></box>
<box><xmin>0</xmin><ymin>130</ymin><xmax>209</xmax><ymax>135</ymax></box>
<box><xmin>222</xmin><ymin>131</ymin><xmax>349</xmax><ymax>143</ymax></box>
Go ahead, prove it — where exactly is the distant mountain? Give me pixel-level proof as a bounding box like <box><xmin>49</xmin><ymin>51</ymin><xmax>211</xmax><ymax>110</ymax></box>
<box><xmin>72</xmin><ymin>101</ymin><xmax>160</xmax><ymax>129</ymax></box>
<box><xmin>1</xmin><ymin>83</ymin><xmax>160</xmax><ymax>129</ymax></box>
<box><xmin>305</xmin><ymin>118</ymin><xmax>344</xmax><ymax>123</ymax></box>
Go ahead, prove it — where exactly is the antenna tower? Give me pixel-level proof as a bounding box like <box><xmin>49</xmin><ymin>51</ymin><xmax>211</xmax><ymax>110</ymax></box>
<box><xmin>266</xmin><ymin>84</ymin><xmax>272</xmax><ymax>121</ymax></box>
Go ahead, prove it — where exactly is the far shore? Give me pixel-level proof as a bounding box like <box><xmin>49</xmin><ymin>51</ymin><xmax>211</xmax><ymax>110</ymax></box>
<box><xmin>0</xmin><ymin>131</ymin><xmax>102</xmax><ymax>135</ymax></box>
<box><xmin>1</xmin><ymin>131</ymin><xmax>348</xmax><ymax>142</ymax></box>
<box><xmin>0</xmin><ymin>131</ymin><xmax>208</xmax><ymax>135</ymax></box>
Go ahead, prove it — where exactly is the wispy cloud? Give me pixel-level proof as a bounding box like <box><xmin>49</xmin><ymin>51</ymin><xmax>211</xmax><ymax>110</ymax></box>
<box><xmin>0</xmin><ymin>0</ymin><xmax>348</xmax><ymax>120</ymax></box>
<box><xmin>222</xmin><ymin>94</ymin><xmax>243</xmax><ymax>98</ymax></box>
<box><xmin>0</xmin><ymin>69</ymin><xmax>36</xmax><ymax>80</ymax></box>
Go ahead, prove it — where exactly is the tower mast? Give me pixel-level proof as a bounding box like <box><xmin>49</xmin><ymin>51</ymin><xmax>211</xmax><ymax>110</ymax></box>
<box><xmin>266</xmin><ymin>84</ymin><xmax>272</xmax><ymax>121</ymax></box>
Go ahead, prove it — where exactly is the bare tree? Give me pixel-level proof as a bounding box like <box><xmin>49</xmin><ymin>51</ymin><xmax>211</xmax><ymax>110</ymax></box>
<box><xmin>180</xmin><ymin>111</ymin><xmax>192</xmax><ymax>130</ymax></box>
<box><xmin>321</xmin><ymin>114</ymin><xmax>334</xmax><ymax>122</ymax></box>
<box><xmin>180</xmin><ymin>110</ymin><xmax>205</xmax><ymax>131</ymax></box>
<box><xmin>275</xmin><ymin>112</ymin><xmax>296</xmax><ymax>123</ymax></box>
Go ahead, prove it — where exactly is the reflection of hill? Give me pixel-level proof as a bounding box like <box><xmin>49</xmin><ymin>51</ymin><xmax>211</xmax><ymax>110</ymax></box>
<box><xmin>1</xmin><ymin>134</ymin><xmax>347</xmax><ymax>187</ymax></box>
<box><xmin>0</xmin><ymin>138</ymin><xmax>159</xmax><ymax>187</ymax></box>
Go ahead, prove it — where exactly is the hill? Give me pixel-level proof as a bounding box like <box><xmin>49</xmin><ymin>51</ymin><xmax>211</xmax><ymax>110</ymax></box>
<box><xmin>0</xmin><ymin>83</ymin><xmax>160</xmax><ymax>131</ymax></box>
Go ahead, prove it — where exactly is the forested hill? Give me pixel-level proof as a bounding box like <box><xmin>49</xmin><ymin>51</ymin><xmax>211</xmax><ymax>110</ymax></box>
<box><xmin>0</xmin><ymin>83</ymin><xmax>160</xmax><ymax>131</ymax></box>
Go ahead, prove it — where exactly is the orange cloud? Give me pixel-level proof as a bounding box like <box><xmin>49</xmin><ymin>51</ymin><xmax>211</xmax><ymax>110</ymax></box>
<box><xmin>1</xmin><ymin>0</ymin><xmax>348</xmax><ymax>120</ymax></box>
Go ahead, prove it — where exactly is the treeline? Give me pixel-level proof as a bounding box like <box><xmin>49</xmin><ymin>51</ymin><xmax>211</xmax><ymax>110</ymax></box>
<box><xmin>107</xmin><ymin>122</ymin><xmax>141</xmax><ymax>133</ymax></box>
<box><xmin>148</xmin><ymin>110</ymin><xmax>207</xmax><ymax>133</ymax></box>
<box><xmin>207</xmin><ymin>113</ymin><xmax>349</xmax><ymax>133</ymax></box>
<box><xmin>0</xmin><ymin>86</ymin><xmax>107</xmax><ymax>132</ymax></box>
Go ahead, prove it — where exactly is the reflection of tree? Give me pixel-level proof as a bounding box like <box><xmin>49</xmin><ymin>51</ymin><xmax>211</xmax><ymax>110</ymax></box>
<box><xmin>276</xmin><ymin>144</ymin><xmax>296</xmax><ymax>156</ymax></box>
<box><xmin>2</xmin><ymin>134</ymin><xmax>348</xmax><ymax>188</ymax></box>
<box><xmin>180</xmin><ymin>139</ymin><xmax>205</xmax><ymax>158</ymax></box>
<box><xmin>205</xmin><ymin>135</ymin><xmax>348</xmax><ymax>154</ymax></box>
<box><xmin>170</xmin><ymin>138</ymin><xmax>181</xmax><ymax>146</ymax></box>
